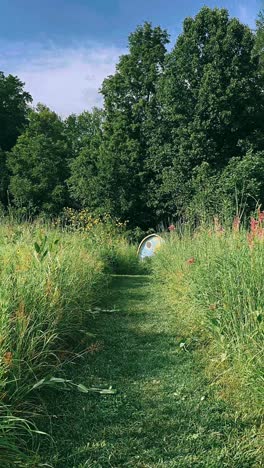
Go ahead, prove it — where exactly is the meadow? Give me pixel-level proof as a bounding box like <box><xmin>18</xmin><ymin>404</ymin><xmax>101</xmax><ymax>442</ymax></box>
<box><xmin>1</xmin><ymin>5</ymin><xmax>264</xmax><ymax>465</ymax></box>
<box><xmin>153</xmin><ymin>216</ymin><xmax>264</xmax><ymax>418</ymax></box>
<box><xmin>0</xmin><ymin>215</ymin><xmax>141</xmax><ymax>466</ymax></box>
<box><xmin>0</xmin><ymin>213</ymin><xmax>263</xmax><ymax>466</ymax></box>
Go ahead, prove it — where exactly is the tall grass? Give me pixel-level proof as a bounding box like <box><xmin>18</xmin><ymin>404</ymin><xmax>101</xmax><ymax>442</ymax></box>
<box><xmin>153</xmin><ymin>222</ymin><xmax>264</xmax><ymax>418</ymax></box>
<box><xmin>0</xmin><ymin>220</ymin><xmax>136</xmax><ymax>465</ymax></box>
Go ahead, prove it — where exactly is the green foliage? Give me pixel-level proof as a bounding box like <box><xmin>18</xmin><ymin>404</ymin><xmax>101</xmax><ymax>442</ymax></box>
<box><xmin>153</xmin><ymin>226</ymin><xmax>264</xmax><ymax>416</ymax></box>
<box><xmin>0</xmin><ymin>148</ymin><xmax>9</xmax><ymax>207</ymax></box>
<box><xmin>67</xmin><ymin>108</ymin><xmax>104</xmax><ymax>210</ymax></box>
<box><xmin>255</xmin><ymin>9</ymin><xmax>264</xmax><ymax>69</ymax></box>
<box><xmin>0</xmin><ymin>220</ymin><xmax>138</xmax><ymax>463</ymax></box>
<box><xmin>149</xmin><ymin>7</ymin><xmax>264</xmax><ymax>223</ymax></box>
<box><xmin>219</xmin><ymin>151</ymin><xmax>264</xmax><ymax>215</ymax></box>
<box><xmin>107</xmin><ymin>240</ymin><xmax>150</xmax><ymax>275</ymax></box>
<box><xmin>99</xmin><ymin>22</ymin><xmax>169</xmax><ymax>227</ymax></box>
<box><xmin>0</xmin><ymin>72</ymin><xmax>32</xmax><ymax>208</ymax></box>
<box><xmin>2</xmin><ymin>7</ymin><xmax>264</xmax><ymax>229</ymax></box>
<box><xmin>186</xmin><ymin>152</ymin><xmax>264</xmax><ymax>225</ymax></box>
<box><xmin>2</xmin><ymin>6</ymin><xmax>264</xmax><ymax>464</ymax></box>
<box><xmin>7</xmin><ymin>105</ymin><xmax>69</xmax><ymax>216</ymax></box>
<box><xmin>0</xmin><ymin>72</ymin><xmax>32</xmax><ymax>152</ymax></box>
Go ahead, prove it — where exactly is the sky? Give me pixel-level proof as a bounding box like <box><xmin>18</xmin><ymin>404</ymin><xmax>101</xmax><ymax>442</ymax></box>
<box><xmin>0</xmin><ymin>0</ymin><xmax>262</xmax><ymax>116</ymax></box>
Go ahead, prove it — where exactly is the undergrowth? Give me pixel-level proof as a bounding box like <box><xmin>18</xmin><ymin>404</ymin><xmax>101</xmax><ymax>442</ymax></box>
<box><xmin>1</xmin><ymin>211</ymin><xmax>263</xmax><ymax>464</ymax></box>
<box><xmin>0</xmin><ymin>219</ymin><xmax>138</xmax><ymax>465</ymax></box>
<box><xmin>153</xmin><ymin>217</ymin><xmax>264</xmax><ymax>423</ymax></box>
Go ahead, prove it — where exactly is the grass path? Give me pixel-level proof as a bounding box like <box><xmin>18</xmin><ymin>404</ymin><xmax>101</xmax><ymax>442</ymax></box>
<box><xmin>43</xmin><ymin>275</ymin><xmax>261</xmax><ymax>467</ymax></box>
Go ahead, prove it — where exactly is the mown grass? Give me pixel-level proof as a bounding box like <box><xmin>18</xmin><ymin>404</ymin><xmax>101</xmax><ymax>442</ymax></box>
<box><xmin>40</xmin><ymin>275</ymin><xmax>263</xmax><ymax>467</ymax></box>
<box><xmin>0</xmin><ymin>221</ymin><xmax>131</xmax><ymax>465</ymax></box>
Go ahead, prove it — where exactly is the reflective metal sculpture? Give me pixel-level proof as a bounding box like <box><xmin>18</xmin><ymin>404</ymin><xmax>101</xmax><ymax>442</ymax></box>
<box><xmin>137</xmin><ymin>234</ymin><xmax>164</xmax><ymax>260</ymax></box>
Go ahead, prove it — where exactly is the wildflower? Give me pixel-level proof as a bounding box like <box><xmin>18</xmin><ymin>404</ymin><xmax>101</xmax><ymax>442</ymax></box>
<box><xmin>232</xmin><ymin>216</ymin><xmax>240</xmax><ymax>233</ymax></box>
<box><xmin>216</xmin><ymin>226</ymin><xmax>225</xmax><ymax>236</ymax></box>
<box><xmin>250</xmin><ymin>218</ymin><xmax>258</xmax><ymax>233</ymax></box>
<box><xmin>186</xmin><ymin>257</ymin><xmax>195</xmax><ymax>264</ymax></box>
<box><xmin>3</xmin><ymin>351</ymin><xmax>13</xmax><ymax>366</ymax></box>
<box><xmin>86</xmin><ymin>341</ymin><xmax>103</xmax><ymax>354</ymax></box>
<box><xmin>258</xmin><ymin>228</ymin><xmax>264</xmax><ymax>240</ymax></box>
<box><xmin>248</xmin><ymin>216</ymin><xmax>264</xmax><ymax>246</ymax></box>
<box><xmin>258</xmin><ymin>210</ymin><xmax>264</xmax><ymax>223</ymax></box>
<box><xmin>168</xmin><ymin>224</ymin><xmax>176</xmax><ymax>232</ymax></box>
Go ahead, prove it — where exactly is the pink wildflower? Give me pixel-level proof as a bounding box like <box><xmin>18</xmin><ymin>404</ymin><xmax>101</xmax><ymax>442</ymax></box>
<box><xmin>258</xmin><ymin>210</ymin><xmax>264</xmax><ymax>223</ymax></box>
<box><xmin>232</xmin><ymin>216</ymin><xmax>240</xmax><ymax>233</ymax></box>
<box><xmin>247</xmin><ymin>216</ymin><xmax>264</xmax><ymax>247</ymax></box>
<box><xmin>186</xmin><ymin>257</ymin><xmax>195</xmax><ymax>265</ymax></box>
<box><xmin>250</xmin><ymin>218</ymin><xmax>259</xmax><ymax>233</ymax></box>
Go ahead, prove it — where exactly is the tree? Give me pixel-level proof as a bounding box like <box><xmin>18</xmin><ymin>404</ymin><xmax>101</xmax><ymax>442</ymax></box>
<box><xmin>255</xmin><ymin>10</ymin><xmax>264</xmax><ymax>69</ymax></box>
<box><xmin>99</xmin><ymin>22</ymin><xmax>169</xmax><ymax>227</ymax></box>
<box><xmin>67</xmin><ymin>108</ymin><xmax>104</xmax><ymax>210</ymax></box>
<box><xmin>7</xmin><ymin>105</ymin><xmax>68</xmax><ymax>216</ymax></box>
<box><xmin>219</xmin><ymin>151</ymin><xmax>264</xmax><ymax>215</ymax></box>
<box><xmin>0</xmin><ymin>72</ymin><xmax>32</xmax><ymax>152</ymax></box>
<box><xmin>0</xmin><ymin>72</ymin><xmax>32</xmax><ymax>206</ymax></box>
<box><xmin>150</xmin><ymin>7</ymin><xmax>264</xmax><ymax>221</ymax></box>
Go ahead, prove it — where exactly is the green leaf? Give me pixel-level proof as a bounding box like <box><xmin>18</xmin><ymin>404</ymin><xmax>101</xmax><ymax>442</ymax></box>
<box><xmin>41</xmin><ymin>249</ymin><xmax>48</xmax><ymax>260</ymax></box>
<box><xmin>32</xmin><ymin>378</ymin><xmax>45</xmax><ymax>390</ymax></box>
<box><xmin>76</xmin><ymin>384</ymin><xmax>90</xmax><ymax>393</ymax></box>
<box><xmin>99</xmin><ymin>388</ymin><xmax>117</xmax><ymax>395</ymax></box>
<box><xmin>34</xmin><ymin>242</ymin><xmax>41</xmax><ymax>254</ymax></box>
<box><xmin>256</xmin><ymin>313</ymin><xmax>262</xmax><ymax>323</ymax></box>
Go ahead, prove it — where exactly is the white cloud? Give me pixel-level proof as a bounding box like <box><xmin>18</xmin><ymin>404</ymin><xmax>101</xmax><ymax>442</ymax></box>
<box><xmin>1</xmin><ymin>42</ymin><xmax>125</xmax><ymax>117</ymax></box>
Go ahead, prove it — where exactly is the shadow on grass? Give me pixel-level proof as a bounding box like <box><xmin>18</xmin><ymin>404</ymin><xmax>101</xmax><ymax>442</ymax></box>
<box><xmin>40</xmin><ymin>275</ymin><xmax>262</xmax><ymax>468</ymax></box>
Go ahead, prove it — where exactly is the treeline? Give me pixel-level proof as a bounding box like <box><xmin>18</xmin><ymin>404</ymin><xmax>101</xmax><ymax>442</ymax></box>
<box><xmin>1</xmin><ymin>7</ymin><xmax>264</xmax><ymax>228</ymax></box>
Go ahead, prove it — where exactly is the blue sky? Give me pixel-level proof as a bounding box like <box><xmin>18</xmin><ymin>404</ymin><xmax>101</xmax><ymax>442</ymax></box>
<box><xmin>0</xmin><ymin>0</ymin><xmax>262</xmax><ymax>115</ymax></box>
